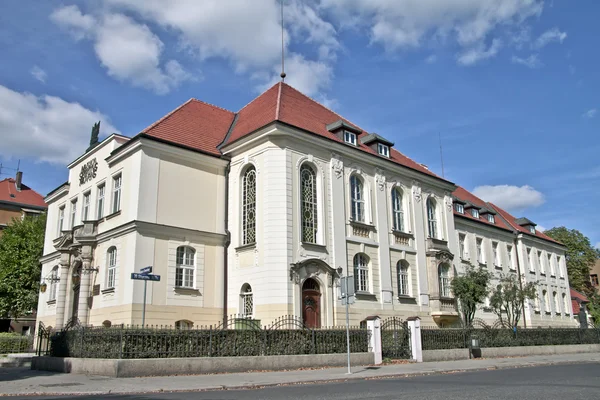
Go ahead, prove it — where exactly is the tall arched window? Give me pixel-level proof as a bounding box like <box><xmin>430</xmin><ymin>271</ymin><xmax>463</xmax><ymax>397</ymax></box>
<box><xmin>562</xmin><ymin>293</ymin><xmax>569</xmax><ymax>314</ymax></box>
<box><xmin>397</xmin><ymin>260</ymin><xmax>409</xmax><ymax>296</ymax></box>
<box><xmin>176</xmin><ymin>246</ymin><xmax>195</xmax><ymax>288</ymax></box>
<box><xmin>350</xmin><ymin>175</ymin><xmax>365</xmax><ymax>222</ymax></box>
<box><xmin>553</xmin><ymin>291</ymin><xmax>559</xmax><ymax>313</ymax></box>
<box><xmin>353</xmin><ymin>253</ymin><xmax>369</xmax><ymax>292</ymax></box>
<box><xmin>542</xmin><ymin>290</ymin><xmax>549</xmax><ymax>313</ymax></box>
<box><xmin>300</xmin><ymin>164</ymin><xmax>318</xmax><ymax>243</ymax></box>
<box><xmin>49</xmin><ymin>266</ymin><xmax>59</xmax><ymax>301</ymax></box>
<box><xmin>391</xmin><ymin>188</ymin><xmax>405</xmax><ymax>232</ymax></box>
<box><xmin>242</xmin><ymin>166</ymin><xmax>257</xmax><ymax>245</ymax></box>
<box><xmin>106</xmin><ymin>247</ymin><xmax>117</xmax><ymax>289</ymax></box>
<box><xmin>438</xmin><ymin>263</ymin><xmax>450</xmax><ymax>298</ymax></box>
<box><xmin>240</xmin><ymin>284</ymin><xmax>253</xmax><ymax>317</ymax></box>
<box><xmin>427</xmin><ymin>197</ymin><xmax>438</xmax><ymax>239</ymax></box>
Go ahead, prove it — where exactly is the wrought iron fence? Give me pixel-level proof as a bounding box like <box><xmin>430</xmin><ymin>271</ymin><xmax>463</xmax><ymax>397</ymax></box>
<box><xmin>380</xmin><ymin>317</ymin><xmax>412</xmax><ymax>359</ymax></box>
<box><xmin>422</xmin><ymin>325</ymin><xmax>600</xmax><ymax>350</ymax></box>
<box><xmin>42</xmin><ymin>315</ymin><xmax>370</xmax><ymax>359</ymax></box>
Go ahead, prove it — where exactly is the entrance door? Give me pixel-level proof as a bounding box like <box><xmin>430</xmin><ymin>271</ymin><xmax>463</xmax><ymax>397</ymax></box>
<box><xmin>302</xmin><ymin>278</ymin><xmax>321</xmax><ymax>328</ymax></box>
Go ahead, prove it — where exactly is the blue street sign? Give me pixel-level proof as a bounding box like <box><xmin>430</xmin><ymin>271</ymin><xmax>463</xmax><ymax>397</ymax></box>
<box><xmin>140</xmin><ymin>266</ymin><xmax>153</xmax><ymax>275</ymax></box>
<box><xmin>131</xmin><ymin>273</ymin><xmax>160</xmax><ymax>281</ymax></box>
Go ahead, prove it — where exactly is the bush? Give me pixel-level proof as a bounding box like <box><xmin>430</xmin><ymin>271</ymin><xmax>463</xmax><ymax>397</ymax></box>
<box><xmin>0</xmin><ymin>333</ymin><xmax>33</xmax><ymax>354</ymax></box>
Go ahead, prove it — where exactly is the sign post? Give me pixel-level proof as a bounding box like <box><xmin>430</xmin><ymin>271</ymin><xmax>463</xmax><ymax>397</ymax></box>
<box><xmin>131</xmin><ymin>267</ymin><xmax>159</xmax><ymax>327</ymax></box>
<box><xmin>339</xmin><ymin>265</ymin><xmax>355</xmax><ymax>375</ymax></box>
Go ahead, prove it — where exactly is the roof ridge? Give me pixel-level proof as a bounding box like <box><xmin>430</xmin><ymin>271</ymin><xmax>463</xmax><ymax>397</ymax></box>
<box><xmin>275</xmin><ymin>82</ymin><xmax>282</xmax><ymax>120</ymax></box>
<box><xmin>189</xmin><ymin>98</ymin><xmax>235</xmax><ymax>115</ymax></box>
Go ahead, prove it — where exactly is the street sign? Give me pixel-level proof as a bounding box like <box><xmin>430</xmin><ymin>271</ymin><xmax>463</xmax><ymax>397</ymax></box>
<box><xmin>131</xmin><ymin>273</ymin><xmax>160</xmax><ymax>281</ymax></box>
<box><xmin>340</xmin><ymin>276</ymin><xmax>355</xmax><ymax>298</ymax></box>
<box><xmin>341</xmin><ymin>296</ymin><xmax>355</xmax><ymax>305</ymax></box>
<box><xmin>140</xmin><ymin>266</ymin><xmax>152</xmax><ymax>275</ymax></box>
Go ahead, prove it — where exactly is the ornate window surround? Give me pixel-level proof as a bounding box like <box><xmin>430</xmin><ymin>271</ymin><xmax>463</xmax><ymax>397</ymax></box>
<box><xmin>175</xmin><ymin>246</ymin><xmax>196</xmax><ymax>289</ymax></box>
<box><xmin>241</xmin><ymin>164</ymin><xmax>257</xmax><ymax>246</ymax></box>
<box><xmin>297</xmin><ymin>157</ymin><xmax>325</xmax><ymax>246</ymax></box>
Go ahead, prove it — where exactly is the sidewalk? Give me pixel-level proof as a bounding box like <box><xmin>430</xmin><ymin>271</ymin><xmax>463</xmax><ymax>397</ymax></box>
<box><xmin>1</xmin><ymin>353</ymin><xmax>599</xmax><ymax>397</ymax></box>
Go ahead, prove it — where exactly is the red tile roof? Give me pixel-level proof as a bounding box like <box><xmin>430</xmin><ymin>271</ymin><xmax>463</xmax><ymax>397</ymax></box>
<box><xmin>452</xmin><ymin>186</ymin><xmax>512</xmax><ymax>231</ymax></box>
<box><xmin>571</xmin><ymin>288</ymin><xmax>589</xmax><ymax>315</ymax></box>
<box><xmin>141</xmin><ymin>99</ymin><xmax>236</xmax><ymax>156</ymax></box>
<box><xmin>487</xmin><ymin>203</ymin><xmax>563</xmax><ymax>245</ymax></box>
<box><xmin>0</xmin><ymin>178</ymin><xmax>47</xmax><ymax>209</ymax></box>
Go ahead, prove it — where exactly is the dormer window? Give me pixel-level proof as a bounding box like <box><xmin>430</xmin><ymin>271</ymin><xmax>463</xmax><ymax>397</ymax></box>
<box><xmin>377</xmin><ymin>143</ymin><xmax>389</xmax><ymax>157</ymax></box>
<box><xmin>344</xmin><ymin>130</ymin><xmax>357</xmax><ymax>146</ymax></box>
<box><xmin>455</xmin><ymin>203</ymin><xmax>464</xmax><ymax>214</ymax></box>
<box><xmin>487</xmin><ymin>214</ymin><xmax>495</xmax><ymax>223</ymax></box>
<box><xmin>529</xmin><ymin>225</ymin><xmax>536</xmax><ymax>234</ymax></box>
<box><xmin>471</xmin><ymin>208</ymin><xmax>479</xmax><ymax>218</ymax></box>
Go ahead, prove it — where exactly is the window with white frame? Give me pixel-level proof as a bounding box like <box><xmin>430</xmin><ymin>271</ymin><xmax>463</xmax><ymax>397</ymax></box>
<box><xmin>455</xmin><ymin>203</ymin><xmax>464</xmax><ymax>214</ymax></box>
<box><xmin>543</xmin><ymin>290</ymin><xmax>550</xmax><ymax>313</ymax></box>
<box><xmin>350</xmin><ymin>175</ymin><xmax>365</xmax><ymax>223</ymax></box>
<box><xmin>492</xmin><ymin>242</ymin><xmax>499</xmax><ymax>266</ymax></box>
<box><xmin>527</xmin><ymin>248</ymin><xmax>534</xmax><ymax>271</ymax></box>
<box><xmin>548</xmin><ymin>254</ymin><xmax>555</xmax><ymax>276</ymax></box>
<box><xmin>57</xmin><ymin>206</ymin><xmax>65</xmax><ymax>236</ymax></box>
<box><xmin>353</xmin><ymin>253</ymin><xmax>369</xmax><ymax>293</ymax></box>
<box><xmin>439</xmin><ymin>263</ymin><xmax>451</xmax><ymax>298</ymax></box>
<box><xmin>49</xmin><ymin>266</ymin><xmax>58</xmax><ymax>301</ymax></box>
<box><xmin>507</xmin><ymin>245</ymin><xmax>514</xmax><ymax>269</ymax></box>
<box><xmin>397</xmin><ymin>260</ymin><xmax>410</xmax><ymax>296</ymax></box>
<box><xmin>476</xmin><ymin>238</ymin><xmax>484</xmax><ymax>264</ymax></box>
<box><xmin>175</xmin><ymin>246</ymin><xmax>195</xmax><ymax>288</ymax></box>
<box><xmin>300</xmin><ymin>164</ymin><xmax>318</xmax><ymax>243</ymax></box>
<box><xmin>471</xmin><ymin>208</ymin><xmax>479</xmax><ymax>218</ymax></box>
<box><xmin>82</xmin><ymin>192</ymin><xmax>91</xmax><ymax>221</ymax></box>
<box><xmin>534</xmin><ymin>296</ymin><xmax>541</xmax><ymax>312</ymax></box>
<box><xmin>553</xmin><ymin>291</ymin><xmax>559</xmax><ymax>313</ymax></box>
<box><xmin>391</xmin><ymin>188</ymin><xmax>404</xmax><ymax>232</ymax></box>
<box><xmin>242</xmin><ymin>166</ymin><xmax>257</xmax><ymax>245</ymax></box>
<box><xmin>558</xmin><ymin>256</ymin><xmax>564</xmax><ymax>277</ymax></box>
<box><xmin>426</xmin><ymin>197</ymin><xmax>437</xmax><ymax>239</ymax></box>
<box><xmin>111</xmin><ymin>174</ymin><xmax>122</xmax><ymax>214</ymax></box>
<box><xmin>240</xmin><ymin>284</ymin><xmax>253</xmax><ymax>317</ymax></box>
<box><xmin>344</xmin><ymin>130</ymin><xmax>357</xmax><ymax>146</ymax></box>
<box><xmin>106</xmin><ymin>247</ymin><xmax>117</xmax><ymax>289</ymax></box>
<box><xmin>562</xmin><ymin>293</ymin><xmax>569</xmax><ymax>314</ymax></box>
<box><xmin>70</xmin><ymin>199</ymin><xmax>77</xmax><ymax>228</ymax></box>
<box><xmin>529</xmin><ymin>225</ymin><xmax>536</xmax><ymax>234</ymax></box>
<box><xmin>97</xmin><ymin>184</ymin><xmax>105</xmax><ymax>219</ymax></box>
<box><xmin>538</xmin><ymin>251</ymin><xmax>544</xmax><ymax>274</ymax></box>
<box><xmin>175</xmin><ymin>320</ymin><xmax>193</xmax><ymax>329</ymax></box>
<box><xmin>487</xmin><ymin>214</ymin><xmax>495</xmax><ymax>223</ymax></box>
<box><xmin>459</xmin><ymin>234</ymin><xmax>467</xmax><ymax>259</ymax></box>
<box><xmin>377</xmin><ymin>143</ymin><xmax>389</xmax><ymax>157</ymax></box>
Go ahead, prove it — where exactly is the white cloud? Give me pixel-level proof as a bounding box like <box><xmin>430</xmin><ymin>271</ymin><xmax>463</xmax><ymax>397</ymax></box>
<box><xmin>536</xmin><ymin>225</ymin><xmax>547</xmax><ymax>232</ymax></box>
<box><xmin>0</xmin><ymin>85</ymin><xmax>119</xmax><ymax>164</ymax></box>
<box><xmin>472</xmin><ymin>184</ymin><xmax>545</xmax><ymax>211</ymax></box>
<box><xmin>583</xmin><ymin>109</ymin><xmax>597</xmax><ymax>119</ymax></box>
<box><xmin>595</xmin><ymin>242</ymin><xmax>600</xmax><ymax>250</ymax></box>
<box><xmin>457</xmin><ymin>39</ymin><xmax>502</xmax><ymax>66</ymax></box>
<box><xmin>30</xmin><ymin>66</ymin><xmax>47</xmax><ymax>83</ymax></box>
<box><xmin>425</xmin><ymin>54</ymin><xmax>437</xmax><ymax>64</ymax></box>
<box><xmin>512</xmin><ymin>53</ymin><xmax>543</xmax><ymax>68</ymax></box>
<box><xmin>533</xmin><ymin>27</ymin><xmax>567</xmax><ymax>49</ymax></box>
<box><xmin>51</xmin><ymin>5</ymin><xmax>193</xmax><ymax>95</ymax></box>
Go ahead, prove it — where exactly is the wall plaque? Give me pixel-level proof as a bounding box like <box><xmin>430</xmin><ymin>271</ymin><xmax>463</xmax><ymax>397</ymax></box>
<box><xmin>79</xmin><ymin>158</ymin><xmax>98</xmax><ymax>185</ymax></box>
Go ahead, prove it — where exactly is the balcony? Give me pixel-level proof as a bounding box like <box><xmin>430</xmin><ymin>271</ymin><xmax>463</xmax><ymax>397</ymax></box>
<box><xmin>430</xmin><ymin>295</ymin><xmax>459</xmax><ymax>326</ymax></box>
<box><xmin>392</xmin><ymin>230</ymin><xmax>413</xmax><ymax>246</ymax></box>
<box><xmin>427</xmin><ymin>237</ymin><xmax>450</xmax><ymax>252</ymax></box>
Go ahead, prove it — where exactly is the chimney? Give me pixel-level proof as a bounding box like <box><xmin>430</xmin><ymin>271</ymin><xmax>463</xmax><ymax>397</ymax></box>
<box><xmin>15</xmin><ymin>171</ymin><xmax>22</xmax><ymax>191</ymax></box>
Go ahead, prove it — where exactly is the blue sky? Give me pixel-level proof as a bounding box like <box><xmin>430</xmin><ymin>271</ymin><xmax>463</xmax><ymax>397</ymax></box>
<box><xmin>0</xmin><ymin>0</ymin><xmax>598</xmax><ymax>248</ymax></box>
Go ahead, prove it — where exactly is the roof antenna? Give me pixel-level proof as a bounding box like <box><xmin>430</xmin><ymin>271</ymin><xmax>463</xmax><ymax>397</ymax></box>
<box><xmin>280</xmin><ymin>0</ymin><xmax>286</xmax><ymax>81</ymax></box>
<box><xmin>439</xmin><ymin>132</ymin><xmax>445</xmax><ymax>179</ymax></box>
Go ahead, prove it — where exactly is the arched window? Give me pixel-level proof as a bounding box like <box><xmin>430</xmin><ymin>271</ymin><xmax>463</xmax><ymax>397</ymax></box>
<box><xmin>542</xmin><ymin>290</ymin><xmax>549</xmax><ymax>313</ymax></box>
<box><xmin>242</xmin><ymin>166</ymin><xmax>257</xmax><ymax>245</ymax></box>
<box><xmin>427</xmin><ymin>197</ymin><xmax>438</xmax><ymax>239</ymax></box>
<box><xmin>176</xmin><ymin>246</ymin><xmax>195</xmax><ymax>288</ymax></box>
<box><xmin>49</xmin><ymin>266</ymin><xmax>59</xmax><ymax>301</ymax></box>
<box><xmin>397</xmin><ymin>260</ymin><xmax>409</xmax><ymax>296</ymax></box>
<box><xmin>562</xmin><ymin>293</ymin><xmax>569</xmax><ymax>314</ymax></box>
<box><xmin>300</xmin><ymin>164</ymin><xmax>318</xmax><ymax>243</ymax></box>
<box><xmin>350</xmin><ymin>175</ymin><xmax>365</xmax><ymax>222</ymax></box>
<box><xmin>240</xmin><ymin>284</ymin><xmax>253</xmax><ymax>317</ymax></box>
<box><xmin>353</xmin><ymin>253</ymin><xmax>369</xmax><ymax>292</ymax></box>
<box><xmin>391</xmin><ymin>188</ymin><xmax>404</xmax><ymax>232</ymax></box>
<box><xmin>553</xmin><ymin>291</ymin><xmax>559</xmax><ymax>313</ymax></box>
<box><xmin>106</xmin><ymin>247</ymin><xmax>117</xmax><ymax>289</ymax></box>
<box><xmin>438</xmin><ymin>263</ymin><xmax>450</xmax><ymax>298</ymax></box>
<box><xmin>175</xmin><ymin>320</ymin><xmax>193</xmax><ymax>330</ymax></box>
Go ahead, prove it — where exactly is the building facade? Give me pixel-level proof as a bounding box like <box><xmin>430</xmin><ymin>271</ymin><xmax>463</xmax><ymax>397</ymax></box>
<box><xmin>36</xmin><ymin>82</ymin><xmax>576</xmax><ymax>330</ymax></box>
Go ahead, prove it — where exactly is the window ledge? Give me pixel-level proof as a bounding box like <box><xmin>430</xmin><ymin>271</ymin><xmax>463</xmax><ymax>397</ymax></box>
<box><xmin>235</xmin><ymin>243</ymin><xmax>256</xmax><ymax>252</ymax></box>
<box><xmin>391</xmin><ymin>230</ymin><xmax>413</xmax><ymax>238</ymax></box>
<box><xmin>550</xmin><ymin>274</ymin><xmax>556</xmax><ymax>278</ymax></box>
<box><xmin>355</xmin><ymin>292</ymin><xmax>377</xmax><ymax>301</ymax></box>
<box><xmin>529</xmin><ymin>270</ymin><xmax>536</xmax><ymax>274</ymax></box>
<box><xmin>349</xmin><ymin>220</ymin><xmax>375</xmax><ymax>229</ymax></box>
<box><xmin>494</xmin><ymin>264</ymin><xmax>502</xmax><ymax>270</ymax></box>
<box><xmin>101</xmin><ymin>287</ymin><xmax>115</xmax><ymax>294</ymax></box>
<box><xmin>46</xmin><ymin>299</ymin><xmax>56</xmax><ymax>305</ymax></box>
<box><xmin>478</xmin><ymin>262</ymin><xmax>487</xmax><ymax>268</ymax></box>
<box><xmin>540</xmin><ymin>272</ymin><xmax>546</xmax><ymax>276</ymax></box>
<box><xmin>534</xmin><ymin>310</ymin><xmax>541</xmax><ymax>314</ymax></box>
<box><xmin>545</xmin><ymin>311</ymin><xmax>552</xmax><ymax>315</ymax></box>
<box><xmin>105</xmin><ymin>210</ymin><xmax>121</xmax><ymax>221</ymax></box>
<box><xmin>301</xmin><ymin>242</ymin><xmax>327</xmax><ymax>250</ymax></box>
<box><xmin>174</xmin><ymin>287</ymin><xmax>202</xmax><ymax>296</ymax></box>
<box><xmin>397</xmin><ymin>295</ymin><xmax>417</xmax><ymax>304</ymax></box>
<box><xmin>560</xmin><ymin>276</ymin><xmax>565</xmax><ymax>280</ymax></box>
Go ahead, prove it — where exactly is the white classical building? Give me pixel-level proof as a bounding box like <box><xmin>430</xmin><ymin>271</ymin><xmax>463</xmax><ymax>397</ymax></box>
<box><xmin>36</xmin><ymin>82</ymin><xmax>575</xmax><ymax>330</ymax></box>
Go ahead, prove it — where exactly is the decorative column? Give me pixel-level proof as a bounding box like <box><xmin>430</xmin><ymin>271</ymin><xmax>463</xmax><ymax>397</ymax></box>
<box><xmin>330</xmin><ymin>154</ymin><xmax>347</xmax><ymax>324</ymax></box>
<box><xmin>407</xmin><ymin>316</ymin><xmax>423</xmax><ymax>362</ymax></box>
<box><xmin>77</xmin><ymin>246</ymin><xmax>93</xmax><ymax>325</ymax></box>
<box><xmin>374</xmin><ymin>169</ymin><xmax>393</xmax><ymax>304</ymax></box>
<box><xmin>366</xmin><ymin>316</ymin><xmax>382</xmax><ymax>365</ymax></box>
<box><xmin>54</xmin><ymin>253</ymin><xmax>71</xmax><ymax>330</ymax></box>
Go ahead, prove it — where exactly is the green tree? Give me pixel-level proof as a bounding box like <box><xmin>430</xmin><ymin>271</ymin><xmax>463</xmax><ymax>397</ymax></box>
<box><xmin>544</xmin><ymin>227</ymin><xmax>599</xmax><ymax>292</ymax></box>
<box><xmin>0</xmin><ymin>213</ymin><xmax>46</xmax><ymax>319</ymax></box>
<box><xmin>489</xmin><ymin>273</ymin><xmax>537</xmax><ymax>329</ymax></box>
<box><xmin>450</xmin><ymin>263</ymin><xmax>492</xmax><ymax>327</ymax></box>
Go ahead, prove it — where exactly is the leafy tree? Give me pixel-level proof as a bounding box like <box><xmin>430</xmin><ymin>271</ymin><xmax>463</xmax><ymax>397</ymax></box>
<box><xmin>544</xmin><ymin>227</ymin><xmax>600</xmax><ymax>293</ymax></box>
<box><xmin>0</xmin><ymin>213</ymin><xmax>46</xmax><ymax>319</ymax></box>
<box><xmin>489</xmin><ymin>273</ymin><xmax>537</xmax><ymax>329</ymax></box>
<box><xmin>451</xmin><ymin>263</ymin><xmax>492</xmax><ymax>327</ymax></box>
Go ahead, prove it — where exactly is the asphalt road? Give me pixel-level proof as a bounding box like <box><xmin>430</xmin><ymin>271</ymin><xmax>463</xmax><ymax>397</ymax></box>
<box><xmin>8</xmin><ymin>363</ymin><xmax>600</xmax><ymax>400</ymax></box>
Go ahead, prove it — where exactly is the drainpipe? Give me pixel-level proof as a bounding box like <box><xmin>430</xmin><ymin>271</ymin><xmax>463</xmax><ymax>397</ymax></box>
<box><xmin>514</xmin><ymin>237</ymin><xmax>527</xmax><ymax>328</ymax></box>
<box><xmin>223</xmin><ymin>162</ymin><xmax>231</xmax><ymax>325</ymax></box>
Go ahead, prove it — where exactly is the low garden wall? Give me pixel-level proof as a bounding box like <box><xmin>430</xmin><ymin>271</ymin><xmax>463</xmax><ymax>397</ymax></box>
<box><xmin>423</xmin><ymin>344</ymin><xmax>600</xmax><ymax>362</ymax></box>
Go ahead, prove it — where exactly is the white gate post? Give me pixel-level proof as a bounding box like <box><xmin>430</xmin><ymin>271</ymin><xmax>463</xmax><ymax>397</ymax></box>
<box><xmin>366</xmin><ymin>316</ymin><xmax>382</xmax><ymax>365</ymax></box>
<box><xmin>407</xmin><ymin>316</ymin><xmax>422</xmax><ymax>362</ymax></box>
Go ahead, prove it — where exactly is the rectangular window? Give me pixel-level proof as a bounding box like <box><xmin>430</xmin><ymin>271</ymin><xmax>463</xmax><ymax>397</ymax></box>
<box><xmin>112</xmin><ymin>174</ymin><xmax>122</xmax><ymax>214</ymax></box>
<box><xmin>49</xmin><ymin>268</ymin><xmax>58</xmax><ymax>301</ymax></box>
<box><xmin>455</xmin><ymin>203</ymin><xmax>464</xmax><ymax>214</ymax></box>
<box><xmin>507</xmin><ymin>245</ymin><xmax>514</xmax><ymax>269</ymax></box>
<box><xmin>70</xmin><ymin>199</ymin><xmax>77</xmax><ymax>228</ymax></box>
<box><xmin>107</xmin><ymin>248</ymin><xmax>117</xmax><ymax>289</ymax></box>
<box><xmin>527</xmin><ymin>248</ymin><xmax>534</xmax><ymax>272</ymax></box>
<box><xmin>558</xmin><ymin>256</ymin><xmax>564</xmax><ymax>278</ymax></box>
<box><xmin>82</xmin><ymin>192</ymin><xmax>91</xmax><ymax>221</ymax></box>
<box><xmin>487</xmin><ymin>214</ymin><xmax>495</xmax><ymax>223</ymax></box>
<box><xmin>459</xmin><ymin>234</ymin><xmax>466</xmax><ymax>259</ymax></box>
<box><xmin>57</xmin><ymin>206</ymin><xmax>65</xmax><ymax>236</ymax></box>
<box><xmin>377</xmin><ymin>143</ymin><xmax>389</xmax><ymax>157</ymax></box>
<box><xmin>476</xmin><ymin>238</ymin><xmax>484</xmax><ymax>264</ymax></box>
<box><xmin>97</xmin><ymin>184</ymin><xmax>105</xmax><ymax>219</ymax></box>
<box><xmin>548</xmin><ymin>254</ymin><xmax>555</xmax><ymax>276</ymax></box>
<box><xmin>529</xmin><ymin>225</ymin><xmax>536</xmax><ymax>234</ymax></box>
<box><xmin>344</xmin><ymin>130</ymin><xmax>357</xmax><ymax>146</ymax></box>
<box><xmin>591</xmin><ymin>275</ymin><xmax>598</xmax><ymax>286</ymax></box>
<box><xmin>492</xmin><ymin>242</ymin><xmax>499</xmax><ymax>266</ymax></box>
<box><xmin>538</xmin><ymin>251</ymin><xmax>544</xmax><ymax>274</ymax></box>
<box><xmin>471</xmin><ymin>208</ymin><xmax>479</xmax><ymax>218</ymax></box>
